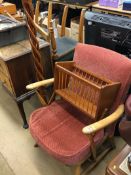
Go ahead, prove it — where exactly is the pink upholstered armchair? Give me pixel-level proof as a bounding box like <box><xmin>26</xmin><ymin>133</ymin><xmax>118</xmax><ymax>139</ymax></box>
<box><xmin>26</xmin><ymin>44</ymin><xmax>131</xmax><ymax>175</ymax></box>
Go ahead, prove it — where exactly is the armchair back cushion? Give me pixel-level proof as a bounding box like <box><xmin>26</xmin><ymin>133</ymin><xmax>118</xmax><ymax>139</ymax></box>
<box><xmin>74</xmin><ymin>44</ymin><xmax>131</xmax><ymax>112</ymax></box>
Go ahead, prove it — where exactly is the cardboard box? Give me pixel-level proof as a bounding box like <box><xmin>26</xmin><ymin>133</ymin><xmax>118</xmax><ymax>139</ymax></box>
<box><xmin>0</xmin><ymin>2</ymin><xmax>17</xmax><ymax>15</ymax></box>
<box><xmin>71</xmin><ymin>17</ymin><xmax>85</xmax><ymax>42</ymax></box>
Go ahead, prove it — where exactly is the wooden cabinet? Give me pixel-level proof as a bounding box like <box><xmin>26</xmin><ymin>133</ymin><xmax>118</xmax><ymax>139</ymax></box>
<box><xmin>0</xmin><ymin>39</ymin><xmax>52</xmax><ymax>128</ymax></box>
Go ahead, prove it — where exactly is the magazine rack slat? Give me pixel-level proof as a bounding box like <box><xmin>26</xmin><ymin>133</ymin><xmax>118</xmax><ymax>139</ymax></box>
<box><xmin>54</xmin><ymin>61</ymin><xmax>121</xmax><ymax>120</ymax></box>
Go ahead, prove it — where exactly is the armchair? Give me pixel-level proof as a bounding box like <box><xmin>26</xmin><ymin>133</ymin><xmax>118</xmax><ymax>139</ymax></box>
<box><xmin>27</xmin><ymin>44</ymin><xmax>131</xmax><ymax>175</ymax></box>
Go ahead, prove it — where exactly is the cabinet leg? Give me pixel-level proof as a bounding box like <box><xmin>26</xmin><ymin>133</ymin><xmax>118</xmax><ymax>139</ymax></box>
<box><xmin>34</xmin><ymin>143</ymin><xmax>39</xmax><ymax>147</ymax></box>
<box><xmin>17</xmin><ymin>102</ymin><xmax>29</xmax><ymax>129</ymax></box>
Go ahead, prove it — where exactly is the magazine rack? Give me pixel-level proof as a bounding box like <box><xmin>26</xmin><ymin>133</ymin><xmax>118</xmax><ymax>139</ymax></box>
<box><xmin>54</xmin><ymin>61</ymin><xmax>121</xmax><ymax>120</ymax></box>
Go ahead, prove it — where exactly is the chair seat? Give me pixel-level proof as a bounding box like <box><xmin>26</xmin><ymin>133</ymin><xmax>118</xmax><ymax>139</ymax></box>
<box><xmin>29</xmin><ymin>100</ymin><xmax>104</xmax><ymax>165</ymax></box>
<box><xmin>55</xmin><ymin>36</ymin><xmax>78</xmax><ymax>62</ymax></box>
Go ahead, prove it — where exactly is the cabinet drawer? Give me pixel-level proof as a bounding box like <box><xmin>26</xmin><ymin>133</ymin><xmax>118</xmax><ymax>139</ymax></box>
<box><xmin>0</xmin><ymin>71</ymin><xmax>14</xmax><ymax>94</ymax></box>
<box><xmin>0</xmin><ymin>59</ymin><xmax>9</xmax><ymax>76</ymax></box>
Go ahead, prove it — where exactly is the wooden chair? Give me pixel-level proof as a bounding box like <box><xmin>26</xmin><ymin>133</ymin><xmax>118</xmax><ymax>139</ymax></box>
<box><xmin>27</xmin><ymin>43</ymin><xmax>131</xmax><ymax>175</ymax></box>
<box><xmin>22</xmin><ymin>0</ymin><xmax>85</xmax><ymax>104</ymax></box>
<box><xmin>22</xmin><ymin>0</ymin><xmax>53</xmax><ymax>105</ymax></box>
<box><xmin>34</xmin><ymin>0</ymin><xmax>53</xmax><ymax>30</ymax></box>
<box><xmin>35</xmin><ymin>0</ymin><xmax>86</xmax><ymax>61</ymax></box>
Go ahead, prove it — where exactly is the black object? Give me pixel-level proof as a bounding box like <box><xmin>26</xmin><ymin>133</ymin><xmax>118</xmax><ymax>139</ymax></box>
<box><xmin>85</xmin><ymin>12</ymin><xmax>131</xmax><ymax>58</ymax></box>
<box><xmin>0</xmin><ymin>15</ymin><xmax>28</xmax><ymax>47</ymax></box>
<box><xmin>123</xmin><ymin>0</ymin><xmax>131</xmax><ymax>11</ymax></box>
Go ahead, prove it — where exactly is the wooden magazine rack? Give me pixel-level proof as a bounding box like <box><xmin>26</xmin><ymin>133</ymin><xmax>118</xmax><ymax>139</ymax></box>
<box><xmin>54</xmin><ymin>61</ymin><xmax>121</xmax><ymax>120</ymax></box>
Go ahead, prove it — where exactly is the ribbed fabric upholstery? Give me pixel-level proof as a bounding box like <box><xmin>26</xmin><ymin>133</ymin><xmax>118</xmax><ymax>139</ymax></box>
<box><xmin>125</xmin><ymin>95</ymin><xmax>131</xmax><ymax>117</ymax></box>
<box><xmin>73</xmin><ymin>44</ymin><xmax>131</xmax><ymax>137</ymax></box>
<box><xmin>29</xmin><ymin>44</ymin><xmax>131</xmax><ymax>165</ymax></box>
<box><xmin>74</xmin><ymin>44</ymin><xmax>131</xmax><ymax>111</ymax></box>
<box><xmin>119</xmin><ymin>95</ymin><xmax>131</xmax><ymax>146</ymax></box>
<box><xmin>119</xmin><ymin>119</ymin><xmax>131</xmax><ymax>146</ymax></box>
<box><xmin>30</xmin><ymin>100</ymin><xmax>104</xmax><ymax>165</ymax></box>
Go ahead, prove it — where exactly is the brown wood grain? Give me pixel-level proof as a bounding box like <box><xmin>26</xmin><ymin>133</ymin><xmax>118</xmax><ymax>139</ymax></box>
<box><xmin>0</xmin><ymin>40</ymin><xmax>52</xmax><ymax>97</ymax></box>
<box><xmin>54</xmin><ymin>62</ymin><xmax>121</xmax><ymax>120</ymax></box>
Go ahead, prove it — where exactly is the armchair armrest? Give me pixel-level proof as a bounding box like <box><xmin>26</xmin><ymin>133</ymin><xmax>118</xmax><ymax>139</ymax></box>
<box><xmin>82</xmin><ymin>104</ymin><xmax>124</xmax><ymax>135</ymax></box>
<box><xmin>26</xmin><ymin>78</ymin><xmax>54</xmax><ymax>90</ymax></box>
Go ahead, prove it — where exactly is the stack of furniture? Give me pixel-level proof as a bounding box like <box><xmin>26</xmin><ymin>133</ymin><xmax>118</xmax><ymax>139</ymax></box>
<box><xmin>34</xmin><ymin>0</ymin><xmax>86</xmax><ymax>61</ymax></box>
<box><xmin>22</xmin><ymin>0</ymin><xmax>86</xmax><ymax>105</ymax></box>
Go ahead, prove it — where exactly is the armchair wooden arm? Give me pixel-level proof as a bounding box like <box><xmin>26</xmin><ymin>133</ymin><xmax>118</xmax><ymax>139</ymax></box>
<box><xmin>26</xmin><ymin>78</ymin><xmax>54</xmax><ymax>90</ymax></box>
<box><xmin>82</xmin><ymin>104</ymin><xmax>124</xmax><ymax>135</ymax></box>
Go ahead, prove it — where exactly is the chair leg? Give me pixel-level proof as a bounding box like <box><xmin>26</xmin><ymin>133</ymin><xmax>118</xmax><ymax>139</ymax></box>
<box><xmin>109</xmin><ymin>136</ymin><xmax>116</xmax><ymax>149</ymax></box>
<box><xmin>73</xmin><ymin>165</ymin><xmax>81</xmax><ymax>175</ymax></box>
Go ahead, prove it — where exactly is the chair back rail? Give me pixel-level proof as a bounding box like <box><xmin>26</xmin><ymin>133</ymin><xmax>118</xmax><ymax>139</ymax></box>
<box><xmin>78</xmin><ymin>8</ymin><xmax>86</xmax><ymax>43</ymax></box>
<box><xmin>34</xmin><ymin>0</ymin><xmax>40</xmax><ymax>24</ymax></box>
<box><xmin>22</xmin><ymin>0</ymin><xmax>48</xmax><ymax>104</ymax></box>
<box><xmin>49</xmin><ymin>21</ymin><xmax>57</xmax><ymax>60</ymax></box>
<box><xmin>60</xmin><ymin>5</ymin><xmax>69</xmax><ymax>37</ymax></box>
<box><xmin>48</xmin><ymin>2</ymin><xmax>53</xmax><ymax>29</ymax></box>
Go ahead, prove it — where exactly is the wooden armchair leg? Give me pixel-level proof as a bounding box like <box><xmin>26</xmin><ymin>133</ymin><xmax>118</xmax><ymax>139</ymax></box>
<box><xmin>72</xmin><ymin>165</ymin><xmax>81</xmax><ymax>175</ymax></box>
<box><xmin>109</xmin><ymin>136</ymin><xmax>116</xmax><ymax>149</ymax></box>
<box><xmin>48</xmin><ymin>92</ymin><xmax>55</xmax><ymax>105</ymax></box>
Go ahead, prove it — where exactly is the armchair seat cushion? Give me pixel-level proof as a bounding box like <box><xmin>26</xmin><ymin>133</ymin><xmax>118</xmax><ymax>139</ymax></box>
<box><xmin>55</xmin><ymin>36</ymin><xmax>77</xmax><ymax>62</ymax></box>
<box><xmin>29</xmin><ymin>100</ymin><xmax>104</xmax><ymax>165</ymax></box>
